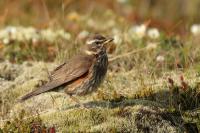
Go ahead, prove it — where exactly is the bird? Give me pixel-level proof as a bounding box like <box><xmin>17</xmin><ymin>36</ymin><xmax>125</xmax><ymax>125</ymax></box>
<box><xmin>19</xmin><ymin>34</ymin><xmax>113</xmax><ymax>107</ymax></box>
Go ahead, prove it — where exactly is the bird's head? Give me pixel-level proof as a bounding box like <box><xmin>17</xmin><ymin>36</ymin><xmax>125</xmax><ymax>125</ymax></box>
<box><xmin>84</xmin><ymin>34</ymin><xmax>113</xmax><ymax>55</ymax></box>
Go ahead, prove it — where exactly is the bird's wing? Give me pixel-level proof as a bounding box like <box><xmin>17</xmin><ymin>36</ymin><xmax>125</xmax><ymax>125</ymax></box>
<box><xmin>50</xmin><ymin>62</ymin><xmax>66</xmax><ymax>76</ymax></box>
<box><xmin>19</xmin><ymin>54</ymin><xmax>94</xmax><ymax>101</ymax></box>
<box><xmin>51</xmin><ymin>54</ymin><xmax>93</xmax><ymax>82</ymax></box>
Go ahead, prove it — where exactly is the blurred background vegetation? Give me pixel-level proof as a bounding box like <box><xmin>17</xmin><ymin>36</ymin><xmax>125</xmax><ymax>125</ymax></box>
<box><xmin>1</xmin><ymin>0</ymin><xmax>200</xmax><ymax>32</ymax></box>
<box><xmin>0</xmin><ymin>0</ymin><xmax>200</xmax><ymax>63</ymax></box>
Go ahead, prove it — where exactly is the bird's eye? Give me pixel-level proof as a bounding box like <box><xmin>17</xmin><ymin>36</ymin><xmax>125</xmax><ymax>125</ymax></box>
<box><xmin>96</xmin><ymin>43</ymin><xmax>102</xmax><ymax>48</ymax></box>
<box><xmin>95</xmin><ymin>41</ymin><xmax>101</xmax><ymax>45</ymax></box>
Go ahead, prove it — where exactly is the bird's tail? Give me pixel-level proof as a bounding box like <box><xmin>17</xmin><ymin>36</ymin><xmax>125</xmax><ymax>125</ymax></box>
<box><xmin>18</xmin><ymin>79</ymin><xmax>64</xmax><ymax>102</ymax></box>
<box><xmin>18</xmin><ymin>89</ymin><xmax>41</xmax><ymax>102</ymax></box>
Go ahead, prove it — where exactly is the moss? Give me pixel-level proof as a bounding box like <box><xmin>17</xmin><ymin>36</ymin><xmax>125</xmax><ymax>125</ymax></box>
<box><xmin>1</xmin><ymin>109</ymin><xmax>53</xmax><ymax>133</ymax></box>
<box><xmin>0</xmin><ymin>61</ymin><xmax>199</xmax><ymax>132</ymax></box>
<box><xmin>32</xmin><ymin>105</ymin><xmax>184</xmax><ymax>132</ymax></box>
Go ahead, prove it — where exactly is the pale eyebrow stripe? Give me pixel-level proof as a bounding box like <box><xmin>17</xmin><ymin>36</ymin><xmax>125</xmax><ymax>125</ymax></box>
<box><xmin>86</xmin><ymin>40</ymin><xmax>96</xmax><ymax>44</ymax></box>
<box><xmin>86</xmin><ymin>39</ymin><xmax>104</xmax><ymax>44</ymax></box>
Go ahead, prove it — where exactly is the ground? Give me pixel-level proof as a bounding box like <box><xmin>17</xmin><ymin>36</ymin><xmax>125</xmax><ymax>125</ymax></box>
<box><xmin>0</xmin><ymin>1</ymin><xmax>200</xmax><ymax>132</ymax></box>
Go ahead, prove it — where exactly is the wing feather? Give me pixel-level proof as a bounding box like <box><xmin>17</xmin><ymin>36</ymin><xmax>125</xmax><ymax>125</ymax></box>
<box><xmin>19</xmin><ymin>54</ymin><xmax>94</xmax><ymax>102</ymax></box>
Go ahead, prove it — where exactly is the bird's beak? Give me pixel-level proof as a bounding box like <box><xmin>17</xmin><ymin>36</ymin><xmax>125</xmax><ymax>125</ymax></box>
<box><xmin>103</xmin><ymin>37</ymin><xmax>114</xmax><ymax>46</ymax></box>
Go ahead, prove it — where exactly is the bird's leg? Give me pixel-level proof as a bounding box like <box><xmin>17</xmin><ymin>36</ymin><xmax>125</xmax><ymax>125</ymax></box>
<box><xmin>69</xmin><ymin>95</ymin><xmax>86</xmax><ymax>109</ymax></box>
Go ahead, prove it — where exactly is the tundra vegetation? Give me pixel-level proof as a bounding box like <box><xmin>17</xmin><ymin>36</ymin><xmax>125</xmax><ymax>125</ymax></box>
<box><xmin>0</xmin><ymin>0</ymin><xmax>200</xmax><ymax>132</ymax></box>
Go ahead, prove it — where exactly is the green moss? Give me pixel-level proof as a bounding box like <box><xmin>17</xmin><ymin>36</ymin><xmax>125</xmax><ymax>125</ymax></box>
<box><xmin>0</xmin><ymin>60</ymin><xmax>200</xmax><ymax>132</ymax></box>
<box><xmin>1</xmin><ymin>110</ymin><xmax>50</xmax><ymax>133</ymax></box>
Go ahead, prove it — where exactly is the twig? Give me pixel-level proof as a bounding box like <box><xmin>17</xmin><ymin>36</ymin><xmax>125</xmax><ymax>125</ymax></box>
<box><xmin>109</xmin><ymin>47</ymin><xmax>147</xmax><ymax>62</ymax></box>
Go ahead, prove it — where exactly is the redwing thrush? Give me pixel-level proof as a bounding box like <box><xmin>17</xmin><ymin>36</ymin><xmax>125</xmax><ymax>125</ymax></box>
<box><xmin>19</xmin><ymin>34</ymin><xmax>113</xmax><ymax>106</ymax></box>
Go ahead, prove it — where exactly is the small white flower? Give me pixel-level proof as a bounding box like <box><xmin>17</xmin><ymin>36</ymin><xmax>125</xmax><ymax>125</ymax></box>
<box><xmin>129</xmin><ymin>24</ymin><xmax>147</xmax><ymax>39</ymax></box>
<box><xmin>146</xmin><ymin>42</ymin><xmax>158</xmax><ymax>50</ymax></box>
<box><xmin>111</xmin><ymin>29</ymin><xmax>122</xmax><ymax>44</ymax></box>
<box><xmin>6</xmin><ymin>26</ymin><xmax>17</xmax><ymax>40</ymax></box>
<box><xmin>190</xmin><ymin>24</ymin><xmax>200</xmax><ymax>35</ymax></box>
<box><xmin>24</xmin><ymin>27</ymin><xmax>37</xmax><ymax>41</ymax></box>
<box><xmin>147</xmin><ymin>28</ymin><xmax>160</xmax><ymax>39</ymax></box>
<box><xmin>0</xmin><ymin>26</ymin><xmax>71</xmax><ymax>43</ymax></box>
<box><xmin>113</xmin><ymin>34</ymin><xmax>122</xmax><ymax>44</ymax></box>
<box><xmin>56</xmin><ymin>29</ymin><xmax>71</xmax><ymax>40</ymax></box>
<box><xmin>24</xmin><ymin>33</ymin><xmax>33</xmax><ymax>41</ymax></box>
<box><xmin>0</xmin><ymin>30</ymin><xmax>8</xmax><ymax>39</ymax></box>
<box><xmin>156</xmin><ymin>55</ymin><xmax>165</xmax><ymax>62</ymax></box>
<box><xmin>3</xmin><ymin>38</ymin><xmax>10</xmax><ymax>44</ymax></box>
<box><xmin>16</xmin><ymin>33</ymin><xmax>24</xmax><ymax>42</ymax></box>
<box><xmin>62</xmin><ymin>32</ymin><xmax>71</xmax><ymax>40</ymax></box>
<box><xmin>5</xmin><ymin>26</ymin><xmax>17</xmax><ymax>34</ymax></box>
<box><xmin>117</xmin><ymin>0</ymin><xmax>128</xmax><ymax>4</ymax></box>
<box><xmin>41</xmin><ymin>29</ymin><xmax>56</xmax><ymax>42</ymax></box>
<box><xmin>32</xmin><ymin>37</ymin><xmax>39</xmax><ymax>44</ymax></box>
<box><xmin>78</xmin><ymin>30</ymin><xmax>89</xmax><ymax>39</ymax></box>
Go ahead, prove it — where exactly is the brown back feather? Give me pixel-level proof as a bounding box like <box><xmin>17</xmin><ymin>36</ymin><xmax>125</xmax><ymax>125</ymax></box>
<box><xmin>19</xmin><ymin>53</ymin><xmax>94</xmax><ymax>102</ymax></box>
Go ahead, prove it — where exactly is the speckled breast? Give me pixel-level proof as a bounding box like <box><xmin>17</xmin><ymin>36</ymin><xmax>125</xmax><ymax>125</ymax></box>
<box><xmin>65</xmin><ymin>50</ymin><xmax>108</xmax><ymax>96</ymax></box>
